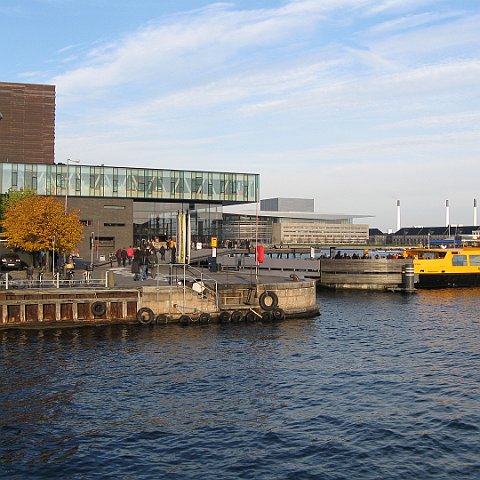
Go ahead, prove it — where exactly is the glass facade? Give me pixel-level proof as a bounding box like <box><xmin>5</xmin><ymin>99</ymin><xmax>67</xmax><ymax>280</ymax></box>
<box><xmin>0</xmin><ymin>162</ymin><xmax>259</xmax><ymax>205</ymax></box>
<box><xmin>133</xmin><ymin>201</ymin><xmax>224</xmax><ymax>245</ymax></box>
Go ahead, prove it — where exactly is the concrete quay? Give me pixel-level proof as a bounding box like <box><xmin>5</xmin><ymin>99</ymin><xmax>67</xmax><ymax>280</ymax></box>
<box><xmin>0</xmin><ymin>259</ymin><xmax>320</xmax><ymax>329</ymax></box>
<box><xmin>217</xmin><ymin>254</ymin><xmax>413</xmax><ymax>291</ymax></box>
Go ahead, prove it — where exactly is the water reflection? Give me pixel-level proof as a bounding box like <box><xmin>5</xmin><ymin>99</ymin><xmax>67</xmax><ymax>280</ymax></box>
<box><xmin>1</xmin><ymin>290</ymin><xmax>479</xmax><ymax>478</ymax></box>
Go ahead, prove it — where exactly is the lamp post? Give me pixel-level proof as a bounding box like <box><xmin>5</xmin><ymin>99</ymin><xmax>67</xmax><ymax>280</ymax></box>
<box><xmin>65</xmin><ymin>158</ymin><xmax>80</xmax><ymax>214</ymax></box>
<box><xmin>52</xmin><ymin>235</ymin><xmax>56</xmax><ymax>275</ymax></box>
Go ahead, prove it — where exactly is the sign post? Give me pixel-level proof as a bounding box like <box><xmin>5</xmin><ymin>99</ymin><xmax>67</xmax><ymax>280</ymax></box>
<box><xmin>90</xmin><ymin>232</ymin><xmax>94</xmax><ymax>268</ymax></box>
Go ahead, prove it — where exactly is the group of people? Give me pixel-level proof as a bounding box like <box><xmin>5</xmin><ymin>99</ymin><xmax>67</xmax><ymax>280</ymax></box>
<box><xmin>113</xmin><ymin>241</ymin><xmax>176</xmax><ymax>281</ymax></box>
<box><xmin>333</xmin><ymin>251</ymin><xmax>371</xmax><ymax>259</ymax></box>
<box><xmin>331</xmin><ymin>251</ymin><xmax>405</xmax><ymax>260</ymax></box>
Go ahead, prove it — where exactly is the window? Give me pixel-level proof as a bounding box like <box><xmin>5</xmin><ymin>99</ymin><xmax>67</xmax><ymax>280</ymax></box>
<box><xmin>104</xmin><ymin>205</ymin><xmax>125</xmax><ymax>210</ymax></box>
<box><xmin>104</xmin><ymin>223</ymin><xmax>126</xmax><ymax>227</ymax></box>
<box><xmin>452</xmin><ymin>255</ymin><xmax>467</xmax><ymax>266</ymax></box>
<box><xmin>80</xmin><ymin>220</ymin><xmax>93</xmax><ymax>226</ymax></box>
<box><xmin>469</xmin><ymin>255</ymin><xmax>480</xmax><ymax>266</ymax></box>
<box><xmin>98</xmin><ymin>237</ymin><xmax>115</xmax><ymax>248</ymax></box>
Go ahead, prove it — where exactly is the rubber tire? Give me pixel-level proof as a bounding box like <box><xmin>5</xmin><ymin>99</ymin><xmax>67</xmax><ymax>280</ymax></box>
<box><xmin>156</xmin><ymin>314</ymin><xmax>169</xmax><ymax>325</ymax></box>
<box><xmin>218</xmin><ymin>311</ymin><xmax>231</xmax><ymax>324</ymax></box>
<box><xmin>91</xmin><ymin>301</ymin><xmax>107</xmax><ymax>317</ymax></box>
<box><xmin>272</xmin><ymin>308</ymin><xmax>285</xmax><ymax>321</ymax></box>
<box><xmin>261</xmin><ymin>311</ymin><xmax>273</xmax><ymax>322</ymax></box>
<box><xmin>137</xmin><ymin>307</ymin><xmax>154</xmax><ymax>325</ymax></box>
<box><xmin>198</xmin><ymin>312</ymin><xmax>211</xmax><ymax>325</ymax></box>
<box><xmin>245</xmin><ymin>310</ymin><xmax>257</xmax><ymax>323</ymax></box>
<box><xmin>179</xmin><ymin>314</ymin><xmax>191</xmax><ymax>326</ymax></box>
<box><xmin>230</xmin><ymin>310</ymin><xmax>243</xmax><ymax>323</ymax></box>
<box><xmin>259</xmin><ymin>291</ymin><xmax>278</xmax><ymax>311</ymax></box>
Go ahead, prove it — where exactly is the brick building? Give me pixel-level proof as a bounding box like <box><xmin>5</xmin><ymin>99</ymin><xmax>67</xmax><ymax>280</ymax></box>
<box><xmin>0</xmin><ymin>82</ymin><xmax>55</xmax><ymax>164</ymax></box>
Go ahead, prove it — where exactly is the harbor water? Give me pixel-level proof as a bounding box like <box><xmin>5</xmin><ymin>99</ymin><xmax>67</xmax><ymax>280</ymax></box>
<box><xmin>1</xmin><ymin>289</ymin><xmax>479</xmax><ymax>479</ymax></box>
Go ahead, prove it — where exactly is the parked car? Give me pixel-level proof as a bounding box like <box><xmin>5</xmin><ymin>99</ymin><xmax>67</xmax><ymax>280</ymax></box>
<box><xmin>0</xmin><ymin>252</ymin><xmax>23</xmax><ymax>271</ymax></box>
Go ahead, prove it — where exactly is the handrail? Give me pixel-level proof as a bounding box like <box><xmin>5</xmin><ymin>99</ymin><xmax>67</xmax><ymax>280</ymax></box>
<box><xmin>0</xmin><ymin>274</ymin><xmax>106</xmax><ymax>290</ymax></box>
<box><xmin>153</xmin><ymin>263</ymin><xmax>219</xmax><ymax>312</ymax></box>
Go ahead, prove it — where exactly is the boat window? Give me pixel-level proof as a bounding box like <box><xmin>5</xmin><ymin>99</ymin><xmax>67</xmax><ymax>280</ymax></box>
<box><xmin>452</xmin><ymin>255</ymin><xmax>467</xmax><ymax>266</ymax></box>
<box><xmin>417</xmin><ymin>251</ymin><xmax>446</xmax><ymax>259</ymax></box>
<box><xmin>469</xmin><ymin>255</ymin><xmax>480</xmax><ymax>266</ymax></box>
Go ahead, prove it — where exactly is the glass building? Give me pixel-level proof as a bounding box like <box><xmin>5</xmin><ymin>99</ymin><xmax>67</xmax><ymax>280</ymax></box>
<box><xmin>0</xmin><ymin>162</ymin><xmax>259</xmax><ymax>254</ymax></box>
<box><xmin>0</xmin><ymin>162</ymin><xmax>258</xmax><ymax>203</ymax></box>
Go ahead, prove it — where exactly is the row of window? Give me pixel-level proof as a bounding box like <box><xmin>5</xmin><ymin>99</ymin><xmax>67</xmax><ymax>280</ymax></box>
<box><xmin>452</xmin><ymin>255</ymin><xmax>480</xmax><ymax>266</ymax></box>
<box><xmin>1</xmin><ymin>163</ymin><xmax>259</xmax><ymax>203</ymax></box>
<box><xmin>81</xmin><ymin>221</ymin><xmax>126</xmax><ymax>227</ymax></box>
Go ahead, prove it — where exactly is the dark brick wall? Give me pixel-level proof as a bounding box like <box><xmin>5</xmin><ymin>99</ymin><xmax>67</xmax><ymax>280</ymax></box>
<box><xmin>66</xmin><ymin>197</ymin><xmax>134</xmax><ymax>259</ymax></box>
<box><xmin>0</xmin><ymin>82</ymin><xmax>55</xmax><ymax>164</ymax></box>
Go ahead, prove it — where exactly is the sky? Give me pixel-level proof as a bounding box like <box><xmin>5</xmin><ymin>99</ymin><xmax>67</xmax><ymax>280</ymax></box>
<box><xmin>1</xmin><ymin>0</ymin><xmax>479</xmax><ymax>231</ymax></box>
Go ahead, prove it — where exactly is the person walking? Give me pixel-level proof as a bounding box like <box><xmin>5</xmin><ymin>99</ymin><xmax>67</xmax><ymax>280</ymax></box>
<box><xmin>147</xmin><ymin>249</ymin><xmax>157</xmax><ymax>279</ymax></box>
<box><xmin>140</xmin><ymin>249</ymin><xmax>148</xmax><ymax>280</ymax></box>
<box><xmin>127</xmin><ymin>245</ymin><xmax>134</xmax><ymax>265</ymax></box>
<box><xmin>121</xmin><ymin>247</ymin><xmax>127</xmax><ymax>267</ymax></box>
<box><xmin>131</xmin><ymin>249</ymin><xmax>141</xmax><ymax>281</ymax></box>
<box><xmin>116</xmin><ymin>248</ymin><xmax>122</xmax><ymax>267</ymax></box>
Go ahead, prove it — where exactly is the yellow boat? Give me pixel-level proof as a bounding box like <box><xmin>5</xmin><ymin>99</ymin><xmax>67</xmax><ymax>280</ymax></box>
<box><xmin>405</xmin><ymin>245</ymin><xmax>480</xmax><ymax>288</ymax></box>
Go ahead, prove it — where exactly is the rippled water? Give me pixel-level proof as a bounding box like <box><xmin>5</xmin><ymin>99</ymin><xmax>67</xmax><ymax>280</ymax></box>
<box><xmin>1</xmin><ymin>289</ymin><xmax>480</xmax><ymax>479</ymax></box>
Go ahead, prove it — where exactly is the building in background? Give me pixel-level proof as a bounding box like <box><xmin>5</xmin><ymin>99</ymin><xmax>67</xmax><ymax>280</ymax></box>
<box><xmin>0</xmin><ymin>82</ymin><xmax>55</xmax><ymax>164</ymax></box>
<box><xmin>389</xmin><ymin>226</ymin><xmax>480</xmax><ymax>246</ymax></box>
<box><xmin>221</xmin><ymin>198</ymin><xmax>371</xmax><ymax>246</ymax></box>
<box><xmin>260</xmin><ymin>197</ymin><xmax>314</xmax><ymax>213</ymax></box>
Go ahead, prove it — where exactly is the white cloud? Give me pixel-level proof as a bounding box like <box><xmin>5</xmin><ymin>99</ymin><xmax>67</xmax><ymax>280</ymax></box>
<box><xmin>52</xmin><ymin>1</ymin><xmax>331</xmax><ymax>95</ymax></box>
<box><xmin>48</xmin><ymin>0</ymin><xmax>480</xmax><ymax>229</ymax></box>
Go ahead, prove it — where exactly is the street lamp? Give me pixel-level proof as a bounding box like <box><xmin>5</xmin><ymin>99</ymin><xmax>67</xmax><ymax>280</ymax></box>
<box><xmin>65</xmin><ymin>158</ymin><xmax>80</xmax><ymax>213</ymax></box>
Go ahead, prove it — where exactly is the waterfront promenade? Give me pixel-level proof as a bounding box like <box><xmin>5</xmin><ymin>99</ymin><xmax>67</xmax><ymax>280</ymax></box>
<box><xmin>0</xmin><ymin>250</ymin><xmax>320</xmax><ymax>328</ymax></box>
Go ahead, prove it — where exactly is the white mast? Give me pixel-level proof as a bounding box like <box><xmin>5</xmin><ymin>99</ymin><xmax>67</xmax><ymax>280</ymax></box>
<box><xmin>445</xmin><ymin>199</ymin><xmax>450</xmax><ymax>227</ymax></box>
<box><xmin>474</xmin><ymin>198</ymin><xmax>477</xmax><ymax>227</ymax></box>
<box><xmin>396</xmin><ymin>200</ymin><xmax>401</xmax><ymax>232</ymax></box>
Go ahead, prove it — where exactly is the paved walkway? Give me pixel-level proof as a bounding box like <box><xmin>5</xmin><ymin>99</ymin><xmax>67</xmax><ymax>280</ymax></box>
<box><xmin>3</xmin><ymin>249</ymin><xmax>296</xmax><ymax>289</ymax></box>
<box><xmin>101</xmin><ymin>262</ymin><xmax>290</xmax><ymax>288</ymax></box>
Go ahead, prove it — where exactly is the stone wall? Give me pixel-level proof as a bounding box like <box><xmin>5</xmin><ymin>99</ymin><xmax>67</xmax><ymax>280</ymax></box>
<box><xmin>140</xmin><ymin>280</ymin><xmax>319</xmax><ymax>318</ymax></box>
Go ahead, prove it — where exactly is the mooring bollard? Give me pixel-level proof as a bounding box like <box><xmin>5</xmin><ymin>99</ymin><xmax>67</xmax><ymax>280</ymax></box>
<box><xmin>107</xmin><ymin>270</ymin><xmax>115</xmax><ymax>287</ymax></box>
<box><xmin>402</xmin><ymin>264</ymin><xmax>415</xmax><ymax>291</ymax></box>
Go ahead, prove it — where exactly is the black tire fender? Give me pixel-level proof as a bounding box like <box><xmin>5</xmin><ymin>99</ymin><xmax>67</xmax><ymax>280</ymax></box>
<box><xmin>91</xmin><ymin>301</ymin><xmax>107</xmax><ymax>317</ymax></box>
<box><xmin>179</xmin><ymin>314</ymin><xmax>191</xmax><ymax>326</ymax></box>
<box><xmin>272</xmin><ymin>308</ymin><xmax>285</xmax><ymax>321</ymax></box>
<box><xmin>259</xmin><ymin>291</ymin><xmax>278</xmax><ymax>311</ymax></box>
<box><xmin>218</xmin><ymin>311</ymin><xmax>231</xmax><ymax>323</ymax></box>
<box><xmin>245</xmin><ymin>310</ymin><xmax>257</xmax><ymax>322</ymax></box>
<box><xmin>156</xmin><ymin>314</ymin><xmax>169</xmax><ymax>324</ymax></box>
<box><xmin>137</xmin><ymin>307</ymin><xmax>154</xmax><ymax>325</ymax></box>
<box><xmin>230</xmin><ymin>310</ymin><xmax>243</xmax><ymax>323</ymax></box>
<box><xmin>198</xmin><ymin>312</ymin><xmax>211</xmax><ymax>324</ymax></box>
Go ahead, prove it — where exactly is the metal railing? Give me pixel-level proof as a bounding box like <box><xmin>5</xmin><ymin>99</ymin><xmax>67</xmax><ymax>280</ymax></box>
<box><xmin>0</xmin><ymin>271</ymin><xmax>108</xmax><ymax>290</ymax></box>
<box><xmin>151</xmin><ymin>263</ymin><xmax>219</xmax><ymax>312</ymax></box>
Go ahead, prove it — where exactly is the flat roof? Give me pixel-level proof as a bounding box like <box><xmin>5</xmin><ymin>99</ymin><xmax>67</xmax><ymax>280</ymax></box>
<box><xmin>223</xmin><ymin>209</ymin><xmax>372</xmax><ymax>221</ymax></box>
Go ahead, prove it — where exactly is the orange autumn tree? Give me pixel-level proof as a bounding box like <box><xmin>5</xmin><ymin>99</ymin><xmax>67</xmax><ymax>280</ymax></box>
<box><xmin>1</xmin><ymin>194</ymin><xmax>83</xmax><ymax>254</ymax></box>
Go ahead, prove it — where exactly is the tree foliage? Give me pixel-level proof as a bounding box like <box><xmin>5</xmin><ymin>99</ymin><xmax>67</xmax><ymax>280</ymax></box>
<box><xmin>0</xmin><ymin>188</ymin><xmax>36</xmax><ymax>225</ymax></box>
<box><xmin>1</xmin><ymin>194</ymin><xmax>83</xmax><ymax>253</ymax></box>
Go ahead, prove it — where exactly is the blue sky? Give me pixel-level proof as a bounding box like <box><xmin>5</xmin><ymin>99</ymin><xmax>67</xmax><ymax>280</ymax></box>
<box><xmin>2</xmin><ymin>0</ymin><xmax>479</xmax><ymax>230</ymax></box>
